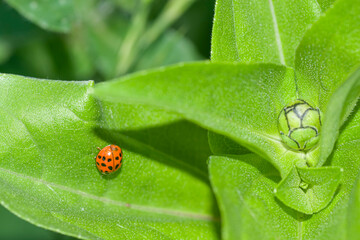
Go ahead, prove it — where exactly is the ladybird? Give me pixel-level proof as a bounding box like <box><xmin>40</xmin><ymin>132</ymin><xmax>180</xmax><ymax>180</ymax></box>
<box><xmin>95</xmin><ymin>145</ymin><xmax>123</xmax><ymax>174</ymax></box>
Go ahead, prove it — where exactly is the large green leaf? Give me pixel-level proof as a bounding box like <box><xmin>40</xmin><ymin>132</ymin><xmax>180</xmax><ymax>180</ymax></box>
<box><xmin>209</xmin><ymin>106</ymin><xmax>360</xmax><ymax>239</ymax></box>
<box><xmin>208</xmin><ymin>155</ymin><xmax>296</xmax><ymax>240</ymax></box>
<box><xmin>4</xmin><ymin>0</ymin><xmax>93</xmax><ymax>32</ymax></box>
<box><xmin>300</xmin><ymin>106</ymin><xmax>360</xmax><ymax>239</ymax></box>
<box><xmin>294</xmin><ymin>0</ymin><xmax>360</xmax><ymax>167</ymax></box>
<box><xmin>0</xmin><ymin>74</ymin><xmax>219</xmax><ymax>239</ymax></box>
<box><xmin>97</xmin><ymin>103</ymin><xmax>212</xmax><ymax>177</ymax></box>
<box><xmin>295</xmin><ymin>0</ymin><xmax>360</xmax><ymax>112</ymax></box>
<box><xmin>209</xmin><ymin>0</ymin><xmax>360</xmax><ymax>165</ymax></box>
<box><xmin>318</xmin><ymin>67</ymin><xmax>360</xmax><ymax>166</ymax></box>
<box><xmin>95</xmin><ymin>62</ymin><xmax>303</xmax><ymax>176</ymax></box>
<box><xmin>209</xmin><ymin>0</ymin><xmax>325</xmax><ymax>156</ymax></box>
<box><xmin>211</xmin><ymin>0</ymin><xmax>321</xmax><ymax>67</ymax></box>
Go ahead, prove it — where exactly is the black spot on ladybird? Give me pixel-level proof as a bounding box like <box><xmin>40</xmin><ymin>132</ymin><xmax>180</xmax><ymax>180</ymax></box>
<box><xmin>108</xmin><ymin>158</ymin><xmax>112</xmax><ymax>162</ymax></box>
<box><xmin>115</xmin><ymin>156</ymin><xmax>119</xmax><ymax>160</ymax></box>
<box><xmin>96</xmin><ymin>162</ymin><xmax>100</xmax><ymax>165</ymax></box>
<box><xmin>102</xmin><ymin>156</ymin><xmax>105</xmax><ymax>161</ymax></box>
<box><xmin>101</xmin><ymin>163</ymin><xmax>106</xmax><ymax>167</ymax></box>
<box><xmin>115</xmin><ymin>164</ymin><xmax>119</xmax><ymax>169</ymax></box>
<box><xmin>98</xmin><ymin>155</ymin><xmax>101</xmax><ymax>159</ymax></box>
<box><xmin>108</xmin><ymin>166</ymin><xmax>113</xmax><ymax>170</ymax></box>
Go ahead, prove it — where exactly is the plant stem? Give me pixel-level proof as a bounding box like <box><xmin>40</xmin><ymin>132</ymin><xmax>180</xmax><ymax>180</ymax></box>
<box><xmin>114</xmin><ymin>0</ymin><xmax>195</xmax><ymax>77</ymax></box>
<box><xmin>114</xmin><ymin>0</ymin><xmax>150</xmax><ymax>76</ymax></box>
<box><xmin>140</xmin><ymin>0</ymin><xmax>195</xmax><ymax>50</ymax></box>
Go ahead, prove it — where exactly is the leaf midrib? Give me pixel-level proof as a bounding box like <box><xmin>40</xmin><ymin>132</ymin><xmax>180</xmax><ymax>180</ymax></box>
<box><xmin>230</xmin><ymin>0</ymin><xmax>240</xmax><ymax>61</ymax></box>
<box><xmin>0</xmin><ymin>100</ymin><xmax>214</xmax><ymax>220</ymax></box>
<box><xmin>268</xmin><ymin>0</ymin><xmax>286</xmax><ymax>65</ymax></box>
<box><xmin>0</xmin><ymin>167</ymin><xmax>218</xmax><ymax>222</ymax></box>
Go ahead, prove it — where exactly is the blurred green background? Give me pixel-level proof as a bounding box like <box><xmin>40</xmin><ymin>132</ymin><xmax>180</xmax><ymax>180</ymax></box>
<box><xmin>0</xmin><ymin>0</ymin><xmax>214</xmax><ymax>239</ymax></box>
<box><xmin>0</xmin><ymin>0</ymin><xmax>214</xmax><ymax>81</ymax></box>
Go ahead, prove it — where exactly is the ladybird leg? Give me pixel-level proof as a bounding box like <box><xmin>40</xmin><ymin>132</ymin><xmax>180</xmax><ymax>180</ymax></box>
<box><xmin>97</xmin><ymin>147</ymin><xmax>101</xmax><ymax>150</ymax></box>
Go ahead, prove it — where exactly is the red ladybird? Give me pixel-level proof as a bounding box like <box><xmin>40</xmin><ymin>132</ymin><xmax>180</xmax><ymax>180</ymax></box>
<box><xmin>95</xmin><ymin>145</ymin><xmax>123</xmax><ymax>174</ymax></box>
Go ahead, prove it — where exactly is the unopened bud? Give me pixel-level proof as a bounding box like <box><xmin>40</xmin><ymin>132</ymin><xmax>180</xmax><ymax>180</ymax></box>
<box><xmin>278</xmin><ymin>100</ymin><xmax>321</xmax><ymax>151</ymax></box>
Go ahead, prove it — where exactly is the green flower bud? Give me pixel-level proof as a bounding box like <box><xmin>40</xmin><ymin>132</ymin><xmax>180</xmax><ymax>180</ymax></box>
<box><xmin>278</xmin><ymin>100</ymin><xmax>322</xmax><ymax>151</ymax></box>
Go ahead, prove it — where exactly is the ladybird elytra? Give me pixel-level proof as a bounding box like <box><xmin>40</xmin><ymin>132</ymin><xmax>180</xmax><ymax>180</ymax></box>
<box><xmin>95</xmin><ymin>145</ymin><xmax>122</xmax><ymax>174</ymax></box>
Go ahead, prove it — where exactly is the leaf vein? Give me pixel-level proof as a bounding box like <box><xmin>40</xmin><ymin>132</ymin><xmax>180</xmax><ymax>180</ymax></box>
<box><xmin>0</xmin><ymin>167</ymin><xmax>218</xmax><ymax>222</ymax></box>
<box><xmin>268</xmin><ymin>0</ymin><xmax>285</xmax><ymax>65</ymax></box>
<box><xmin>231</xmin><ymin>0</ymin><xmax>240</xmax><ymax>60</ymax></box>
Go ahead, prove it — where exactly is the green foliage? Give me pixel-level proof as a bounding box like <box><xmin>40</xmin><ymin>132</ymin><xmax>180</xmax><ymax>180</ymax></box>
<box><xmin>95</xmin><ymin>62</ymin><xmax>300</xmax><ymax>176</ymax></box>
<box><xmin>0</xmin><ymin>0</ymin><xmax>205</xmax><ymax>80</ymax></box>
<box><xmin>208</xmin><ymin>155</ymin><xmax>297</xmax><ymax>240</ymax></box>
<box><xmin>0</xmin><ymin>74</ymin><xmax>219</xmax><ymax>239</ymax></box>
<box><xmin>295</xmin><ymin>0</ymin><xmax>360</xmax><ymax>112</ymax></box>
<box><xmin>0</xmin><ymin>0</ymin><xmax>360</xmax><ymax>239</ymax></box>
<box><xmin>275</xmin><ymin>166</ymin><xmax>342</xmax><ymax>214</ymax></box>
<box><xmin>4</xmin><ymin>0</ymin><xmax>93</xmax><ymax>33</ymax></box>
<box><xmin>94</xmin><ymin>0</ymin><xmax>360</xmax><ymax>234</ymax></box>
<box><xmin>319</xmin><ymin>68</ymin><xmax>360</xmax><ymax>166</ymax></box>
<box><xmin>211</xmin><ymin>0</ymin><xmax>321</xmax><ymax>66</ymax></box>
<box><xmin>208</xmin><ymin>113</ymin><xmax>360</xmax><ymax>239</ymax></box>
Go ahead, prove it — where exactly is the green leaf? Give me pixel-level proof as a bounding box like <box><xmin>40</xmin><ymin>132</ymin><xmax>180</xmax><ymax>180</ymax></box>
<box><xmin>211</xmin><ymin>0</ymin><xmax>321</xmax><ymax>67</ymax></box>
<box><xmin>295</xmin><ymin>0</ymin><xmax>360</xmax><ymax>111</ymax></box>
<box><xmin>0</xmin><ymin>74</ymin><xmax>219</xmax><ymax>239</ymax></box>
<box><xmin>275</xmin><ymin>166</ymin><xmax>342</xmax><ymax>214</ymax></box>
<box><xmin>318</xmin><ymin>67</ymin><xmax>360</xmax><ymax>166</ymax></box>
<box><xmin>209</xmin><ymin>0</ymin><xmax>324</xmax><ymax>156</ymax></box>
<box><xmin>95</xmin><ymin>62</ymin><xmax>301</xmax><ymax>176</ymax></box>
<box><xmin>300</xmin><ymin>106</ymin><xmax>360</xmax><ymax>239</ymax></box>
<box><xmin>208</xmin><ymin>104</ymin><xmax>360</xmax><ymax>239</ymax></box>
<box><xmin>208</xmin><ymin>155</ymin><xmax>298</xmax><ymax>240</ymax></box>
<box><xmin>4</xmin><ymin>0</ymin><xmax>93</xmax><ymax>32</ymax></box>
<box><xmin>97</xmin><ymin>103</ymin><xmax>212</xmax><ymax>177</ymax></box>
<box><xmin>208</xmin><ymin>132</ymin><xmax>251</xmax><ymax>155</ymax></box>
